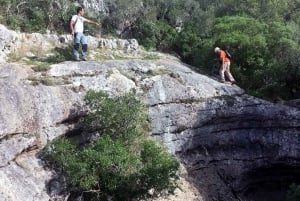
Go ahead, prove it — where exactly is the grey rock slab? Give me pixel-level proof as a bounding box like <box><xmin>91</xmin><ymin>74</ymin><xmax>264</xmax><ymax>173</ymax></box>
<box><xmin>0</xmin><ymin>156</ymin><xmax>51</xmax><ymax>201</ymax></box>
<box><xmin>0</xmin><ymin>56</ymin><xmax>298</xmax><ymax>201</ymax></box>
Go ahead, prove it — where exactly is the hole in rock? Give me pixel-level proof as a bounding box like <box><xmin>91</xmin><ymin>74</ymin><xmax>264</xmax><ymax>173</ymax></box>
<box><xmin>239</xmin><ymin>164</ymin><xmax>300</xmax><ymax>201</ymax></box>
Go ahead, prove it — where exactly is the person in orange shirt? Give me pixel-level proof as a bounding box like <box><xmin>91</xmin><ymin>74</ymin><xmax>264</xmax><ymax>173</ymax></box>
<box><xmin>214</xmin><ymin>47</ymin><xmax>236</xmax><ymax>84</ymax></box>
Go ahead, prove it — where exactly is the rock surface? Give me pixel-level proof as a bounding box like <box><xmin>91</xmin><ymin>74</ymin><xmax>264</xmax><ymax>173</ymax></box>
<box><xmin>0</xmin><ymin>25</ymin><xmax>18</xmax><ymax>63</ymax></box>
<box><xmin>0</xmin><ymin>23</ymin><xmax>141</xmax><ymax>64</ymax></box>
<box><xmin>0</xmin><ymin>25</ymin><xmax>300</xmax><ymax>201</ymax></box>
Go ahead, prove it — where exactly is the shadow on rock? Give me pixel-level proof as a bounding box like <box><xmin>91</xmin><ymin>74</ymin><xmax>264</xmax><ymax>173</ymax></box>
<box><xmin>177</xmin><ymin>96</ymin><xmax>300</xmax><ymax>201</ymax></box>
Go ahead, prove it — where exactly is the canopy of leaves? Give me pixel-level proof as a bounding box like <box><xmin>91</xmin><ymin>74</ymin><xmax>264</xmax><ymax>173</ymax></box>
<box><xmin>44</xmin><ymin>90</ymin><xmax>179</xmax><ymax>201</ymax></box>
<box><xmin>83</xmin><ymin>90</ymin><xmax>147</xmax><ymax>144</ymax></box>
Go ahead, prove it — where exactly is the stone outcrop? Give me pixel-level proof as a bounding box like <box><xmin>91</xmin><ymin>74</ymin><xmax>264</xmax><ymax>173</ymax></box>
<box><xmin>0</xmin><ymin>25</ymin><xmax>299</xmax><ymax>201</ymax></box>
<box><xmin>0</xmin><ymin>24</ymin><xmax>141</xmax><ymax>64</ymax></box>
<box><xmin>0</xmin><ymin>25</ymin><xmax>18</xmax><ymax>63</ymax></box>
<box><xmin>0</xmin><ymin>58</ymin><xmax>299</xmax><ymax>201</ymax></box>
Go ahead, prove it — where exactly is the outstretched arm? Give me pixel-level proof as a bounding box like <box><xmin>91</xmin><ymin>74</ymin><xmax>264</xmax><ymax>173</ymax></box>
<box><xmin>85</xmin><ymin>19</ymin><xmax>101</xmax><ymax>27</ymax></box>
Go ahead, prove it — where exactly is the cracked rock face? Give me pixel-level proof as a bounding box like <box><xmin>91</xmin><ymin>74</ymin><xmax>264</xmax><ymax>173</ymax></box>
<box><xmin>155</xmin><ymin>94</ymin><xmax>300</xmax><ymax>201</ymax></box>
<box><xmin>0</xmin><ymin>57</ymin><xmax>299</xmax><ymax>201</ymax></box>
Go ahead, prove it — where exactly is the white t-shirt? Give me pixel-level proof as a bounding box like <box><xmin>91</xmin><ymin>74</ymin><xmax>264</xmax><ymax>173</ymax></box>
<box><xmin>71</xmin><ymin>15</ymin><xmax>86</xmax><ymax>33</ymax></box>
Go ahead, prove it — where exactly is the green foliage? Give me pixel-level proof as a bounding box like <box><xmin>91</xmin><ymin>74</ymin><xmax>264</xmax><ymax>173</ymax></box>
<box><xmin>45</xmin><ymin>137</ymin><xmax>77</xmax><ymax>169</ymax></box>
<box><xmin>286</xmin><ymin>183</ymin><xmax>300</xmax><ymax>201</ymax></box>
<box><xmin>37</xmin><ymin>0</ymin><xmax>300</xmax><ymax>100</ymax></box>
<box><xmin>130</xmin><ymin>0</ymin><xmax>185</xmax><ymax>50</ymax></box>
<box><xmin>6</xmin><ymin>15</ymin><xmax>23</xmax><ymax>31</ymax></box>
<box><xmin>59</xmin><ymin>4</ymin><xmax>78</xmax><ymax>34</ymax></box>
<box><xmin>1</xmin><ymin>0</ymin><xmax>48</xmax><ymax>32</ymax></box>
<box><xmin>174</xmin><ymin>26</ymin><xmax>202</xmax><ymax>60</ymax></box>
<box><xmin>154</xmin><ymin>20</ymin><xmax>178</xmax><ymax>50</ymax></box>
<box><xmin>104</xmin><ymin>0</ymin><xmax>142</xmax><ymax>32</ymax></box>
<box><xmin>195</xmin><ymin>14</ymin><xmax>300</xmax><ymax>101</ymax></box>
<box><xmin>83</xmin><ymin>90</ymin><xmax>147</xmax><ymax>144</ymax></box>
<box><xmin>29</xmin><ymin>61</ymin><xmax>52</xmax><ymax>72</ymax></box>
<box><xmin>0</xmin><ymin>0</ymin><xmax>82</xmax><ymax>33</ymax></box>
<box><xmin>132</xmin><ymin>19</ymin><xmax>157</xmax><ymax>49</ymax></box>
<box><xmin>45</xmin><ymin>45</ymin><xmax>74</xmax><ymax>63</ymax></box>
<box><xmin>140</xmin><ymin>140</ymin><xmax>180</xmax><ymax>196</ymax></box>
<box><xmin>212</xmin><ymin>16</ymin><xmax>269</xmax><ymax>89</ymax></box>
<box><xmin>132</xmin><ymin>19</ymin><xmax>177</xmax><ymax>50</ymax></box>
<box><xmin>21</xmin><ymin>44</ymin><xmax>74</xmax><ymax>71</ymax></box>
<box><xmin>44</xmin><ymin>90</ymin><xmax>179</xmax><ymax>201</ymax></box>
<box><xmin>48</xmin><ymin>135</ymin><xmax>140</xmax><ymax>193</ymax></box>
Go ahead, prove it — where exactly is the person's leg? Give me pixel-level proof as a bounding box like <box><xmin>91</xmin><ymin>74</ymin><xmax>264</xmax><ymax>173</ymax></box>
<box><xmin>81</xmin><ymin>34</ymin><xmax>88</xmax><ymax>60</ymax></box>
<box><xmin>224</xmin><ymin>62</ymin><xmax>235</xmax><ymax>82</ymax></box>
<box><xmin>219</xmin><ymin>63</ymin><xmax>226</xmax><ymax>82</ymax></box>
<box><xmin>73</xmin><ymin>33</ymin><xmax>80</xmax><ymax>60</ymax></box>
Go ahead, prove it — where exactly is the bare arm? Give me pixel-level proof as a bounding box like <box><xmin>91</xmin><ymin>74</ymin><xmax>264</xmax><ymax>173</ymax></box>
<box><xmin>85</xmin><ymin>19</ymin><xmax>101</xmax><ymax>27</ymax></box>
<box><xmin>70</xmin><ymin>20</ymin><xmax>75</xmax><ymax>36</ymax></box>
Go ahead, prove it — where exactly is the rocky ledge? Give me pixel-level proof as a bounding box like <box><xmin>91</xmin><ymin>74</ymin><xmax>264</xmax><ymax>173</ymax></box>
<box><xmin>0</xmin><ymin>26</ymin><xmax>299</xmax><ymax>201</ymax></box>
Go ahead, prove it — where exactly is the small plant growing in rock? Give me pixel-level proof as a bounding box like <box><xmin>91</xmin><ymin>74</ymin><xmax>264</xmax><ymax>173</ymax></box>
<box><xmin>44</xmin><ymin>90</ymin><xmax>179</xmax><ymax>201</ymax></box>
<box><xmin>44</xmin><ymin>45</ymin><xmax>74</xmax><ymax>63</ymax></box>
<box><xmin>28</xmin><ymin>75</ymin><xmax>55</xmax><ymax>86</ymax></box>
<box><xmin>29</xmin><ymin>61</ymin><xmax>52</xmax><ymax>72</ymax></box>
<box><xmin>148</xmin><ymin>67</ymin><xmax>173</xmax><ymax>76</ymax></box>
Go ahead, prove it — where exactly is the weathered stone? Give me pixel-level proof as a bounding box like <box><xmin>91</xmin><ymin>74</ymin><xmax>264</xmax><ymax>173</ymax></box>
<box><xmin>0</xmin><ymin>25</ymin><xmax>18</xmax><ymax>63</ymax></box>
<box><xmin>0</xmin><ymin>28</ymin><xmax>299</xmax><ymax>201</ymax></box>
<box><xmin>0</xmin><ymin>155</ymin><xmax>51</xmax><ymax>201</ymax></box>
<box><xmin>0</xmin><ymin>24</ymin><xmax>141</xmax><ymax>64</ymax></box>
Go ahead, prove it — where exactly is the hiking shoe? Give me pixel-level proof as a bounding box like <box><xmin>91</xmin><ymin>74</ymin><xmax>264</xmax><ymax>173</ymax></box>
<box><xmin>231</xmin><ymin>80</ymin><xmax>237</xmax><ymax>85</ymax></box>
<box><xmin>220</xmin><ymin>80</ymin><xmax>226</xmax><ymax>83</ymax></box>
<box><xmin>81</xmin><ymin>57</ymin><xmax>87</xmax><ymax>61</ymax></box>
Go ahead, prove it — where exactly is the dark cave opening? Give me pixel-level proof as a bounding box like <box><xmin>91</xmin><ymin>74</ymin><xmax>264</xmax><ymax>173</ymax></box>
<box><xmin>238</xmin><ymin>164</ymin><xmax>300</xmax><ymax>201</ymax></box>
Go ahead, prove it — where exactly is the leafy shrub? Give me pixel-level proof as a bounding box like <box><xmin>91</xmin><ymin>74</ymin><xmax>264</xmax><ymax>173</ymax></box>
<box><xmin>174</xmin><ymin>25</ymin><xmax>204</xmax><ymax>65</ymax></box>
<box><xmin>132</xmin><ymin>18</ymin><xmax>177</xmax><ymax>51</ymax></box>
<box><xmin>194</xmin><ymin>15</ymin><xmax>300</xmax><ymax>101</ymax></box>
<box><xmin>286</xmin><ymin>183</ymin><xmax>300</xmax><ymax>201</ymax></box>
<box><xmin>83</xmin><ymin>90</ymin><xmax>147</xmax><ymax>144</ymax></box>
<box><xmin>44</xmin><ymin>45</ymin><xmax>74</xmax><ymax>63</ymax></box>
<box><xmin>44</xmin><ymin>90</ymin><xmax>179</xmax><ymax>201</ymax></box>
<box><xmin>6</xmin><ymin>15</ymin><xmax>23</xmax><ymax>31</ymax></box>
<box><xmin>140</xmin><ymin>140</ymin><xmax>180</xmax><ymax>196</ymax></box>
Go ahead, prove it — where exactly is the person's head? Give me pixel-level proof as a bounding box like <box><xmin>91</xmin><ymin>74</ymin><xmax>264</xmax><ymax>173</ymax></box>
<box><xmin>77</xmin><ymin>6</ymin><xmax>85</xmax><ymax>16</ymax></box>
<box><xmin>214</xmin><ymin>47</ymin><xmax>220</xmax><ymax>53</ymax></box>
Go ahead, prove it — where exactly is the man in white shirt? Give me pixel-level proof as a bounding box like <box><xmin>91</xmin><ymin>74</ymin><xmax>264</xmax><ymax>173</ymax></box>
<box><xmin>70</xmin><ymin>6</ymin><xmax>100</xmax><ymax>61</ymax></box>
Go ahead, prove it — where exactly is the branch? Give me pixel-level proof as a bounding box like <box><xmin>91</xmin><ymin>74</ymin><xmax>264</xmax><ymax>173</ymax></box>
<box><xmin>16</xmin><ymin>1</ymin><xmax>27</xmax><ymax>14</ymax></box>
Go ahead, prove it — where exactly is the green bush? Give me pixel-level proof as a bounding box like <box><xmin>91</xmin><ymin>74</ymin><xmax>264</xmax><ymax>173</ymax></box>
<box><xmin>6</xmin><ymin>15</ymin><xmax>23</xmax><ymax>31</ymax></box>
<box><xmin>44</xmin><ymin>90</ymin><xmax>179</xmax><ymax>201</ymax></box>
<box><xmin>45</xmin><ymin>45</ymin><xmax>74</xmax><ymax>63</ymax></box>
<box><xmin>174</xmin><ymin>25</ymin><xmax>204</xmax><ymax>65</ymax></box>
<box><xmin>132</xmin><ymin>19</ymin><xmax>177</xmax><ymax>51</ymax></box>
<box><xmin>192</xmin><ymin>15</ymin><xmax>300</xmax><ymax>101</ymax></box>
<box><xmin>83</xmin><ymin>90</ymin><xmax>147</xmax><ymax>144</ymax></box>
<box><xmin>140</xmin><ymin>140</ymin><xmax>180</xmax><ymax>196</ymax></box>
<box><xmin>286</xmin><ymin>183</ymin><xmax>300</xmax><ymax>201</ymax></box>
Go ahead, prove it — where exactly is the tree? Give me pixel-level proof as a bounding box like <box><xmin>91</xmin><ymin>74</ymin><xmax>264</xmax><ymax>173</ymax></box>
<box><xmin>102</xmin><ymin>0</ymin><xmax>143</xmax><ymax>36</ymax></box>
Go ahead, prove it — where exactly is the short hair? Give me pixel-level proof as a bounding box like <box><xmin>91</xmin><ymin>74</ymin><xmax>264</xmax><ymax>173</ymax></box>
<box><xmin>77</xmin><ymin>6</ymin><xmax>84</xmax><ymax>14</ymax></box>
<box><xmin>214</xmin><ymin>47</ymin><xmax>220</xmax><ymax>53</ymax></box>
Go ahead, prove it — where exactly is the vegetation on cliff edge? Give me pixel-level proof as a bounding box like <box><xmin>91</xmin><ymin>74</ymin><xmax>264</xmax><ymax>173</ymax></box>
<box><xmin>43</xmin><ymin>90</ymin><xmax>179</xmax><ymax>201</ymax></box>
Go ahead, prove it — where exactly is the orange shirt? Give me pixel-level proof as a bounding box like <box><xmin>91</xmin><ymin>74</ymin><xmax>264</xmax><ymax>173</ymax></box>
<box><xmin>219</xmin><ymin>50</ymin><xmax>230</xmax><ymax>62</ymax></box>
